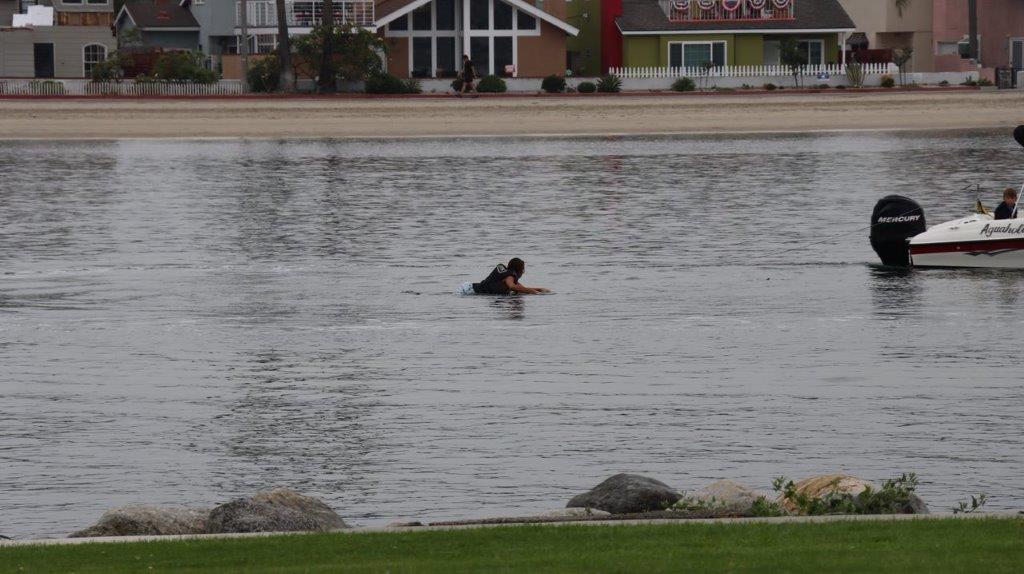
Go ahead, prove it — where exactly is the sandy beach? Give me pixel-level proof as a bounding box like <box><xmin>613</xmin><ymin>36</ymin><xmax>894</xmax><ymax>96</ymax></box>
<box><xmin>1</xmin><ymin>90</ymin><xmax>1022</xmax><ymax>139</ymax></box>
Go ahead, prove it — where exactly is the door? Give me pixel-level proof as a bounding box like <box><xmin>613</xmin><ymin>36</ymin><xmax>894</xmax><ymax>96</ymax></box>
<box><xmin>34</xmin><ymin>43</ymin><xmax>54</xmax><ymax>78</ymax></box>
<box><xmin>1011</xmin><ymin>39</ymin><xmax>1024</xmax><ymax>71</ymax></box>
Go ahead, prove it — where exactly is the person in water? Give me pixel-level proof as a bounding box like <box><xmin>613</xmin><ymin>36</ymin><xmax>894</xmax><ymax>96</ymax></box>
<box><xmin>994</xmin><ymin>187</ymin><xmax>1018</xmax><ymax>220</ymax></box>
<box><xmin>466</xmin><ymin>258</ymin><xmax>550</xmax><ymax>295</ymax></box>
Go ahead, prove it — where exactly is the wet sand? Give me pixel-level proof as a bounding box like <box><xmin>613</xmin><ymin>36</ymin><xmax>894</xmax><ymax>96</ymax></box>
<box><xmin>1</xmin><ymin>90</ymin><xmax>1022</xmax><ymax>139</ymax></box>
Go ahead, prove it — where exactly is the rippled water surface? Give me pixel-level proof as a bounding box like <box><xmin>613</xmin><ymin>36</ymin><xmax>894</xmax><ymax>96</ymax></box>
<box><xmin>2</xmin><ymin>132</ymin><xmax>1023</xmax><ymax>538</ymax></box>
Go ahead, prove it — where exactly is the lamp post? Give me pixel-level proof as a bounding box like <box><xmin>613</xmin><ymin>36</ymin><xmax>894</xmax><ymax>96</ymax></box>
<box><xmin>240</xmin><ymin>0</ymin><xmax>249</xmax><ymax>92</ymax></box>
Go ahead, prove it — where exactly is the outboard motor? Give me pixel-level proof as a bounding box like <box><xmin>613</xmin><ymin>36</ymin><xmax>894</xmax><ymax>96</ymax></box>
<box><xmin>870</xmin><ymin>195</ymin><xmax>926</xmax><ymax>267</ymax></box>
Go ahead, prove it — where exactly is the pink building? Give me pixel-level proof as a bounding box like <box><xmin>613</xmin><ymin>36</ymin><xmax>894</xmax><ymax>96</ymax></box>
<box><xmin>933</xmin><ymin>0</ymin><xmax>1024</xmax><ymax>72</ymax></box>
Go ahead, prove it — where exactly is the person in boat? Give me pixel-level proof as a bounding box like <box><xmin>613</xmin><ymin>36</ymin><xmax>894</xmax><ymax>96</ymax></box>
<box><xmin>467</xmin><ymin>258</ymin><xmax>550</xmax><ymax>295</ymax></box>
<box><xmin>994</xmin><ymin>187</ymin><xmax>1018</xmax><ymax>220</ymax></box>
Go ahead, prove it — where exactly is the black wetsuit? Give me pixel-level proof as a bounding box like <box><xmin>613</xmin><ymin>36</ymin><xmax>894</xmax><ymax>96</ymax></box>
<box><xmin>472</xmin><ymin>264</ymin><xmax>519</xmax><ymax>295</ymax></box>
<box><xmin>994</xmin><ymin>201</ymin><xmax>1017</xmax><ymax>220</ymax></box>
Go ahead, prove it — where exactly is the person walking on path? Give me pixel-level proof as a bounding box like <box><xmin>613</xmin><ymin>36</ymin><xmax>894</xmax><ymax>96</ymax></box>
<box><xmin>458</xmin><ymin>55</ymin><xmax>476</xmax><ymax>96</ymax></box>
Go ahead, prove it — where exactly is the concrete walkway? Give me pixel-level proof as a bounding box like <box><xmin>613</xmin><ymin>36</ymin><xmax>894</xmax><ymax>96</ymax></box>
<box><xmin>1</xmin><ymin>512</ymin><xmax>1019</xmax><ymax>548</ymax></box>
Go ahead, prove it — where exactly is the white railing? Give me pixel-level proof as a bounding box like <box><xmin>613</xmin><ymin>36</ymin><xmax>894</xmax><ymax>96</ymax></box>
<box><xmin>608</xmin><ymin>63</ymin><xmax>898</xmax><ymax>79</ymax></box>
<box><xmin>0</xmin><ymin>79</ymin><xmax>245</xmax><ymax>96</ymax></box>
<box><xmin>236</xmin><ymin>0</ymin><xmax>375</xmax><ymax>28</ymax></box>
<box><xmin>658</xmin><ymin>0</ymin><xmax>794</xmax><ymax>22</ymax></box>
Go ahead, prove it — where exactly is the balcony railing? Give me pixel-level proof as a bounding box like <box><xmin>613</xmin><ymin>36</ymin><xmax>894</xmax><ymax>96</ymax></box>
<box><xmin>236</xmin><ymin>0</ymin><xmax>375</xmax><ymax>29</ymax></box>
<box><xmin>659</xmin><ymin>0</ymin><xmax>795</xmax><ymax>23</ymax></box>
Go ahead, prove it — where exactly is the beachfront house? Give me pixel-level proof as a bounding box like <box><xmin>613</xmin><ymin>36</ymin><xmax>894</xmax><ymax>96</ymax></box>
<box><xmin>115</xmin><ymin>0</ymin><xmax>202</xmax><ymax>52</ymax></box>
<box><xmin>211</xmin><ymin>1</ymin><xmax>578</xmax><ymax>80</ymax></box>
<box><xmin>0</xmin><ymin>0</ymin><xmax>116</xmax><ymax>78</ymax></box>
<box><xmin>612</xmin><ymin>0</ymin><xmax>855</xmax><ymax>72</ymax></box>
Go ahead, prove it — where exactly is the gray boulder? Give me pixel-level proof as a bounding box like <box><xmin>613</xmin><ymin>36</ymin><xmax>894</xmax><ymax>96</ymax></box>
<box><xmin>206</xmin><ymin>488</ymin><xmax>348</xmax><ymax>533</ymax></box>
<box><xmin>567</xmin><ymin>474</ymin><xmax>682</xmax><ymax>514</ymax></box>
<box><xmin>687</xmin><ymin>480</ymin><xmax>768</xmax><ymax>514</ymax></box>
<box><xmin>69</xmin><ymin>505</ymin><xmax>209</xmax><ymax>538</ymax></box>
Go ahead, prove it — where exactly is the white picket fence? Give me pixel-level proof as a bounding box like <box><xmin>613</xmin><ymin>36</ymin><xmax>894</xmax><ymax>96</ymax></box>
<box><xmin>608</xmin><ymin>63</ymin><xmax>898</xmax><ymax>79</ymax></box>
<box><xmin>0</xmin><ymin>79</ymin><xmax>245</xmax><ymax>96</ymax></box>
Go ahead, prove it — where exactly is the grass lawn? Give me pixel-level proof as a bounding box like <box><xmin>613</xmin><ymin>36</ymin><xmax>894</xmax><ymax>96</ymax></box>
<box><xmin>3</xmin><ymin>518</ymin><xmax>1022</xmax><ymax>573</ymax></box>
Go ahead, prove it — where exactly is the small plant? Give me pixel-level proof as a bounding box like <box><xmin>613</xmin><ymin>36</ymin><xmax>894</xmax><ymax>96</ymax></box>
<box><xmin>740</xmin><ymin>83</ymin><xmax>753</xmax><ymax>90</ymax></box>
<box><xmin>403</xmin><ymin>78</ymin><xmax>422</xmax><ymax>94</ymax></box>
<box><xmin>845</xmin><ymin>61</ymin><xmax>864</xmax><ymax>88</ymax></box>
<box><xmin>750</xmin><ymin>496</ymin><xmax>787</xmax><ymax>517</ymax></box>
<box><xmin>817</xmin><ymin>83</ymin><xmax>830</xmax><ymax>89</ymax></box>
<box><xmin>596</xmin><ymin>74</ymin><xmax>622</xmax><ymax>93</ymax></box>
<box><xmin>577</xmin><ymin>81</ymin><xmax>596</xmax><ymax>93</ymax></box>
<box><xmin>247</xmin><ymin>56</ymin><xmax>280</xmax><ymax>93</ymax></box>
<box><xmin>835</xmin><ymin>84</ymin><xmax>847</xmax><ymax>89</ymax></box>
<box><xmin>961</xmin><ymin>79</ymin><xmax>978</xmax><ymax>87</ymax></box>
<box><xmin>541</xmin><ymin>74</ymin><xmax>566</xmax><ymax>93</ymax></box>
<box><xmin>763</xmin><ymin>82</ymin><xmax>777</xmax><ymax>91</ymax></box>
<box><xmin>977</xmin><ymin>78</ymin><xmax>994</xmax><ymax>87</ymax></box>
<box><xmin>938</xmin><ymin>79</ymin><xmax>950</xmax><ymax>86</ymax></box>
<box><xmin>152</xmin><ymin>51</ymin><xmax>215</xmax><ymax>83</ymax></box>
<box><xmin>476</xmin><ymin>75</ymin><xmax>507</xmax><ymax>93</ymax></box>
<box><xmin>880</xmin><ymin>75</ymin><xmax>896</xmax><ymax>88</ymax></box>
<box><xmin>953</xmin><ymin>494</ymin><xmax>988</xmax><ymax>514</ymax></box>
<box><xmin>892</xmin><ymin>48</ymin><xmax>913</xmax><ymax>86</ymax></box>
<box><xmin>366</xmin><ymin>72</ymin><xmax>417</xmax><ymax>93</ymax></box>
<box><xmin>29</xmin><ymin>80</ymin><xmax>65</xmax><ymax>95</ymax></box>
<box><xmin>671</xmin><ymin>77</ymin><xmax>696</xmax><ymax>92</ymax></box>
<box><xmin>774</xmin><ymin>473</ymin><xmax>922</xmax><ymax>516</ymax></box>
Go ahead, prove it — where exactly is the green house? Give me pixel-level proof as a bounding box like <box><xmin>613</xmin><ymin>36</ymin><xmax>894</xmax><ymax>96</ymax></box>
<box><xmin>616</xmin><ymin>0</ymin><xmax>855</xmax><ymax>70</ymax></box>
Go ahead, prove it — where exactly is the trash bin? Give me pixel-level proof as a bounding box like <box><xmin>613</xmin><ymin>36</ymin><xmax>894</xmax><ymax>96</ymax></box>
<box><xmin>995</xmin><ymin>67</ymin><xmax>1017</xmax><ymax>89</ymax></box>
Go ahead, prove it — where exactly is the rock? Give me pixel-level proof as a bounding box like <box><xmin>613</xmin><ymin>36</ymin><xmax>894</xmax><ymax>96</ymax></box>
<box><xmin>69</xmin><ymin>505</ymin><xmax>209</xmax><ymax>538</ymax></box>
<box><xmin>539</xmin><ymin>508</ymin><xmax>611</xmax><ymax>519</ymax></box>
<box><xmin>387</xmin><ymin>521</ymin><xmax>424</xmax><ymax>528</ymax></box>
<box><xmin>566</xmin><ymin>474</ymin><xmax>682</xmax><ymax>514</ymax></box>
<box><xmin>206</xmin><ymin>488</ymin><xmax>348</xmax><ymax>533</ymax></box>
<box><xmin>779</xmin><ymin>474</ymin><xmax>929</xmax><ymax>514</ymax></box>
<box><xmin>688</xmin><ymin>480</ymin><xmax>768</xmax><ymax>514</ymax></box>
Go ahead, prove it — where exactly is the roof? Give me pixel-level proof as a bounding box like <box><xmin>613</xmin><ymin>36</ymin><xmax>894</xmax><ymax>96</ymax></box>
<box><xmin>116</xmin><ymin>0</ymin><xmax>200</xmax><ymax>31</ymax></box>
<box><xmin>617</xmin><ymin>0</ymin><xmax>855</xmax><ymax>34</ymax></box>
<box><xmin>374</xmin><ymin>0</ymin><xmax>579</xmax><ymax>35</ymax></box>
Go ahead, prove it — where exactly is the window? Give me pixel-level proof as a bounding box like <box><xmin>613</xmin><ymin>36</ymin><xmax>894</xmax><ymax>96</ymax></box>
<box><xmin>389</xmin><ymin>15</ymin><xmax>408</xmax><ymax>31</ymax></box>
<box><xmin>412</xmin><ymin>37</ymin><xmax>433</xmax><ymax>78</ymax></box>
<box><xmin>798</xmin><ymin>40</ymin><xmax>823</xmax><ymax>66</ymax></box>
<box><xmin>470</xmin><ymin>0</ymin><xmax>489</xmax><ymax>30</ymax></box>
<box><xmin>471</xmin><ymin>36</ymin><xmax>490</xmax><ymax>75</ymax></box>
<box><xmin>516</xmin><ymin>10</ymin><xmax>536</xmax><ymax>31</ymax></box>
<box><xmin>412</xmin><ymin>4</ymin><xmax>432</xmax><ymax>31</ymax></box>
<box><xmin>669</xmin><ymin>42</ymin><xmax>726</xmax><ymax>68</ymax></box>
<box><xmin>494</xmin><ymin>1</ymin><xmax>513</xmax><ymax>30</ymax></box>
<box><xmin>82</xmin><ymin>43</ymin><xmax>106</xmax><ymax>77</ymax></box>
<box><xmin>494</xmin><ymin>36</ymin><xmax>513</xmax><ymax>75</ymax></box>
<box><xmin>437</xmin><ymin>37</ymin><xmax>456</xmax><ymax>76</ymax></box>
<box><xmin>436</xmin><ymin>0</ymin><xmax>455</xmax><ymax>30</ymax></box>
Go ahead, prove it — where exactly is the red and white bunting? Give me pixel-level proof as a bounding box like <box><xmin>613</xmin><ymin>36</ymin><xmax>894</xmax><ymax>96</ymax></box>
<box><xmin>696</xmin><ymin>0</ymin><xmax>716</xmax><ymax>10</ymax></box>
<box><xmin>722</xmin><ymin>0</ymin><xmax>742</xmax><ymax>11</ymax></box>
<box><xmin>771</xmin><ymin>0</ymin><xmax>792</xmax><ymax>9</ymax></box>
<box><xmin>672</xmin><ymin>0</ymin><xmax>690</xmax><ymax>11</ymax></box>
<box><xmin>747</xmin><ymin>0</ymin><xmax>768</xmax><ymax>10</ymax></box>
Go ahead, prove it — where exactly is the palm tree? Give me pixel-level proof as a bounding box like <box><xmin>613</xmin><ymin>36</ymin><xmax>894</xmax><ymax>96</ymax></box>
<box><xmin>894</xmin><ymin>0</ymin><xmax>911</xmax><ymax>18</ymax></box>
<box><xmin>318</xmin><ymin>0</ymin><xmax>336</xmax><ymax>93</ymax></box>
<box><xmin>275</xmin><ymin>0</ymin><xmax>294</xmax><ymax>91</ymax></box>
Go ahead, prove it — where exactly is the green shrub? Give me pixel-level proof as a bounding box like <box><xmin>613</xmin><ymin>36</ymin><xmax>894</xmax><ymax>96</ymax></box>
<box><xmin>835</xmin><ymin>84</ymin><xmax>847</xmax><ymax>89</ymax></box>
<box><xmin>29</xmin><ymin>80</ymin><xmax>64</xmax><ymax>95</ymax></box>
<box><xmin>977</xmin><ymin>78</ymin><xmax>993</xmax><ymax>87</ymax></box>
<box><xmin>671</xmin><ymin>77</ymin><xmax>696</xmax><ymax>92</ymax></box>
<box><xmin>938</xmin><ymin>80</ymin><xmax>950</xmax><ymax>86</ymax></box>
<box><xmin>247</xmin><ymin>56</ymin><xmax>280</xmax><ymax>93</ymax></box>
<box><xmin>774</xmin><ymin>473</ymin><xmax>923</xmax><ymax>516</ymax></box>
<box><xmin>541</xmin><ymin>74</ymin><xmax>566</xmax><ymax>93</ymax></box>
<box><xmin>961</xmin><ymin>79</ymin><xmax>978</xmax><ymax>87</ymax></box>
<box><xmin>577</xmin><ymin>81</ymin><xmax>596</xmax><ymax>93</ymax></box>
<box><xmin>880</xmin><ymin>75</ymin><xmax>896</xmax><ymax>88</ymax></box>
<box><xmin>153</xmin><ymin>51</ymin><xmax>215</xmax><ymax>83</ymax></box>
<box><xmin>403</xmin><ymin>78</ymin><xmax>422</xmax><ymax>94</ymax></box>
<box><xmin>763</xmin><ymin>82</ymin><xmax>777</xmax><ymax>91</ymax></box>
<box><xmin>90</xmin><ymin>53</ymin><xmax>124</xmax><ymax>82</ymax></box>
<box><xmin>596</xmin><ymin>74</ymin><xmax>622</xmax><ymax>93</ymax></box>
<box><xmin>365</xmin><ymin>73</ymin><xmax>420</xmax><ymax>94</ymax></box>
<box><xmin>475</xmin><ymin>75</ymin><xmax>507</xmax><ymax>93</ymax></box>
<box><xmin>816</xmin><ymin>83</ymin><xmax>830</xmax><ymax>89</ymax></box>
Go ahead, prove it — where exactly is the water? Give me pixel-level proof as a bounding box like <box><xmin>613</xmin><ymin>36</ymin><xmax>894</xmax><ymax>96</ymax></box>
<box><xmin>1</xmin><ymin>132</ymin><xmax>1022</xmax><ymax>539</ymax></box>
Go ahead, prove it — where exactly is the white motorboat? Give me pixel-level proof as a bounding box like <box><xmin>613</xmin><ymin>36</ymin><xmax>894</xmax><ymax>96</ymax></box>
<box><xmin>909</xmin><ymin>213</ymin><xmax>1024</xmax><ymax>268</ymax></box>
<box><xmin>869</xmin><ymin>126</ymin><xmax>1024</xmax><ymax>269</ymax></box>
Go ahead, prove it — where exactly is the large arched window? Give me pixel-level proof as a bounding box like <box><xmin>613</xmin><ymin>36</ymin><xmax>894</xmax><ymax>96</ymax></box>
<box><xmin>83</xmin><ymin>44</ymin><xmax>107</xmax><ymax>77</ymax></box>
